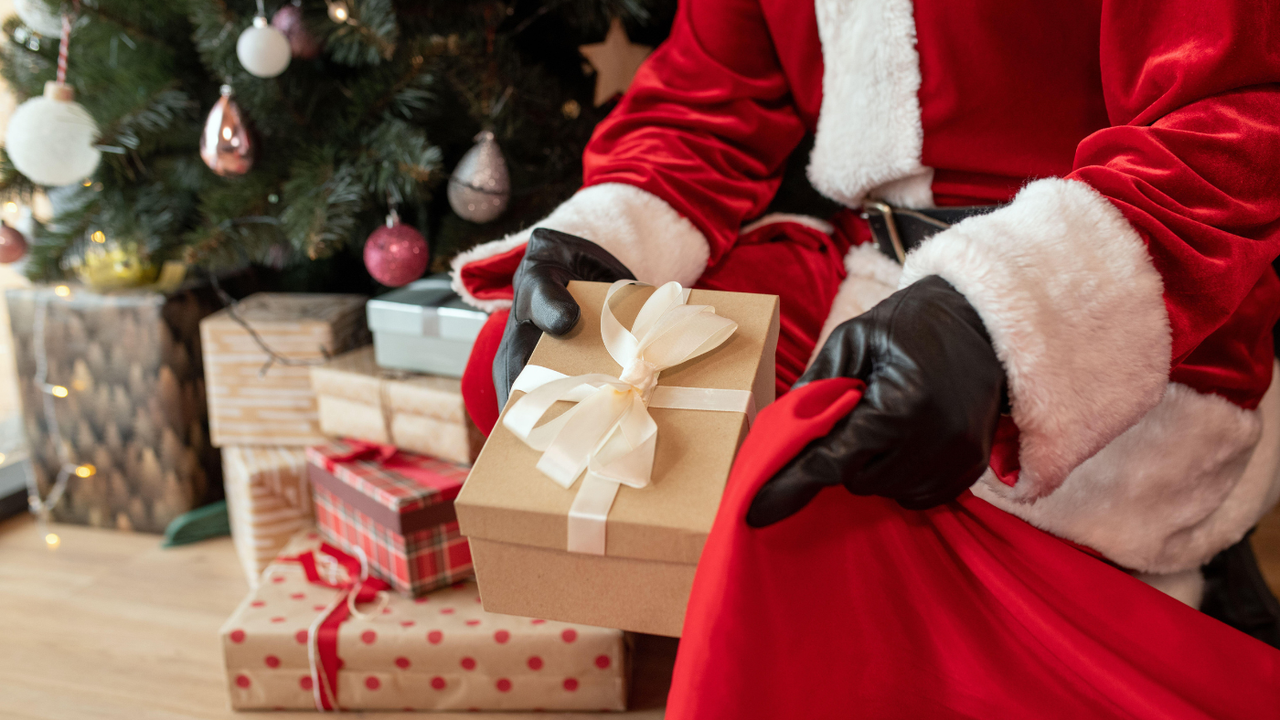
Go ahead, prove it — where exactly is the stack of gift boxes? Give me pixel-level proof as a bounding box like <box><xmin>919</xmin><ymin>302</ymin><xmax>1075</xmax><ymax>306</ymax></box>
<box><xmin>205</xmin><ymin>276</ymin><xmax>631</xmax><ymax>712</ymax></box>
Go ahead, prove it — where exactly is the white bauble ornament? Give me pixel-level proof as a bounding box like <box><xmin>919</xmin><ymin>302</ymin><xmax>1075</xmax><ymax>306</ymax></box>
<box><xmin>236</xmin><ymin>16</ymin><xmax>291</xmax><ymax>78</ymax></box>
<box><xmin>447</xmin><ymin>130</ymin><xmax>510</xmax><ymax>224</ymax></box>
<box><xmin>14</xmin><ymin>0</ymin><xmax>63</xmax><ymax>36</ymax></box>
<box><xmin>5</xmin><ymin>82</ymin><xmax>102</xmax><ymax>187</ymax></box>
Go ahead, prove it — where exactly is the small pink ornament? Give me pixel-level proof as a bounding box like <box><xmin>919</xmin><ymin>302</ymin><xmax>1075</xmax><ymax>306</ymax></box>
<box><xmin>272</xmin><ymin>4</ymin><xmax>322</xmax><ymax>61</ymax></box>
<box><xmin>0</xmin><ymin>221</ymin><xmax>28</xmax><ymax>263</ymax></box>
<box><xmin>364</xmin><ymin>212</ymin><xmax>429</xmax><ymax>287</ymax></box>
<box><xmin>200</xmin><ymin>86</ymin><xmax>254</xmax><ymax>177</ymax></box>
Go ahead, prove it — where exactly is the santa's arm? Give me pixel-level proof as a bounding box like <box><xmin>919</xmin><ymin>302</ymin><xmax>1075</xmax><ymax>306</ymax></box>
<box><xmin>900</xmin><ymin>0</ymin><xmax>1280</xmax><ymax>502</ymax></box>
<box><xmin>452</xmin><ymin>0</ymin><xmax>804</xmax><ymax>310</ymax></box>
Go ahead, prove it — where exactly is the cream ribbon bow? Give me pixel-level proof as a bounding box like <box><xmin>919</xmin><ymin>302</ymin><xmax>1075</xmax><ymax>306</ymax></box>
<box><xmin>505</xmin><ymin>280</ymin><xmax>753</xmax><ymax>555</ymax></box>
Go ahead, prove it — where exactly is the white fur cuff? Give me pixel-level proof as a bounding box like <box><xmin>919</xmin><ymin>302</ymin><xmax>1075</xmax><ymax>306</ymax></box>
<box><xmin>450</xmin><ymin>183</ymin><xmax>711</xmax><ymax>312</ymax></box>
<box><xmin>900</xmin><ymin>178</ymin><xmax>1172</xmax><ymax>502</ymax></box>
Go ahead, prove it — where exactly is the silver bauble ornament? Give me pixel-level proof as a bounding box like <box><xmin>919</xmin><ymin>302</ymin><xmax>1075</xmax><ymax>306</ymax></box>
<box><xmin>4</xmin><ymin>82</ymin><xmax>102</xmax><ymax>187</ymax></box>
<box><xmin>14</xmin><ymin>0</ymin><xmax>63</xmax><ymax>36</ymax></box>
<box><xmin>237</xmin><ymin>16</ymin><xmax>292</xmax><ymax>78</ymax></box>
<box><xmin>447</xmin><ymin>130</ymin><xmax>510</xmax><ymax>224</ymax></box>
<box><xmin>200</xmin><ymin>86</ymin><xmax>254</xmax><ymax>176</ymax></box>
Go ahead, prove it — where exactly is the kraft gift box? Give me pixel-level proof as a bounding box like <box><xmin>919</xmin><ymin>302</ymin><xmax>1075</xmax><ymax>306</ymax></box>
<box><xmin>200</xmin><ymin>293</ymin><xmax>368</xmax><ymax>447</ymax></box>
<box><xmin>220</xmin><ymin>530</ymin><xmax>628</xmax><ymax>711</ymax></box>
<box><xmin>310</xmin><ymin>346</ymin><xmax>483</xmax><ymax>466</ymax></box>
<box><xmin>456</xmin><ymin>280</ymin><xmax>779</xmax><ymax>637</ymax></box>
<box><xmin>222</xmin><ymin>445</ymin><xmax>313</xmax><ymax>586</ymax></box>
<box><xmin>365</xmin><ymin>275</ymin><xmax>487</xmax><ymax>378</ymax></box>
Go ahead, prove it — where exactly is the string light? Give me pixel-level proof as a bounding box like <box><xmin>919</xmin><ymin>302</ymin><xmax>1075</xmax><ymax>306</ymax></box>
<box><xmin>47</xmin><ymin>384</ymin><xmax>68</xmax><ymax>398</ymax></box>
<box><xmin>54</xmin><ymin>285</ymin><xmax>71</xmax><ymax>297</ymax></box>
<box><xmin>90</xmin><ymin>230</ymin><xmax>105</xmax><ymax>243</ymax></box>
<box><xmin>45</xmin><ymin>533</ymin><xmax>60</xmax><ymax>549</ymax></box>
<box><xmin>81</xmin><ymin>179</ymin><xmax>92</xmax><ymax>187</ymax></box>
<box><xmin>4</xmin><ymin>202</ymin><xmax>16</xmax><ymax>213</ymax></box>
<box><xmin>327</xmin><ymin>0</ymin><xmax>350</xmax><ymax>23</ymax></box>
<box><xmin>74</xmin><ymin>464</ymin><xmax>95</xmax><ymax>478</ymax></box>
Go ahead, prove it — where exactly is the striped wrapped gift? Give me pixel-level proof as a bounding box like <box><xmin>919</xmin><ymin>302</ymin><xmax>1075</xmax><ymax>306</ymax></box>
<box><xmin>222</xmin><ymin>445</ymin><xmax>313</xmax><ymax>586</ymax></box>
<box><xmin>200</xmin><ymin>293</ymin><xmax>369</xmax><ymax>447</ymax></box>
<box><xmin>307</xmin><ymin>441</ymin><xmax>472</xmax><ymax>596</ymax></box>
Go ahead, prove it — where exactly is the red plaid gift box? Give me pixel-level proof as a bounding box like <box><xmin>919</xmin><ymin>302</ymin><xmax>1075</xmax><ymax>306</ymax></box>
<box><xmin>306</xmin><ymin>440</ymin><xmax>472</xmax><ymax>596</ymax></box>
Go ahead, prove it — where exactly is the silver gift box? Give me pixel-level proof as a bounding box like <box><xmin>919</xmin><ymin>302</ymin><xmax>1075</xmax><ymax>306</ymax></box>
<box><xmin>366</xmin><ymin>275</ymin><xmax>488</xmax><ymax>378</ymax></box>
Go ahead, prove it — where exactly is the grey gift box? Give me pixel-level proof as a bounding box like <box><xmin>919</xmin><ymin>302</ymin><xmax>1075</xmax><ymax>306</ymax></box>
<box><xmin>366</xmin><ymin>275</ymin><xmax>488</xmax><ymax>378</ymax></box>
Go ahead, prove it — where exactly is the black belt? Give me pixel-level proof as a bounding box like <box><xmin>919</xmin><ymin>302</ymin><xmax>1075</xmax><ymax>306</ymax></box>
<box><xmin>861</xmin><ymin>200</ymin><xmax>998</xmax><ymax>264</ymax></box>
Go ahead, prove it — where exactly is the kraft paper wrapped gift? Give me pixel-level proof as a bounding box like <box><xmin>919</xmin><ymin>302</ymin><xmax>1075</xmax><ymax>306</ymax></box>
<box><xmin>201</xmin><ymin>293</ymin><xmax>369</xmax><ymax>447</ymax></box>
<box><xmin>456</xmin><ymin>280</ymin><xmax>779</xmax><ymax>637</ymax></box>
<box><xmin>308</xmin><ymin>441</ymin><xmax>473</xmax><ymax>596</ymax></box>
<box><xmin>220</xmin><ymin>531</ymin><xmax>629</xmax><ymax>712</ymax></box>
<box><xmin>222</xmin><ymin>445</ymin><xmax>313</xmax><ymax>586</ymax></box>
<box><xmin>366</xmin><ymin>275</ymin><xmax>487</xmax><ymax>378</ymax></box>
<box><xmin>310</xmin><ymin>346</ymin><xmax>483</xmax><ymax>466</ymax></box>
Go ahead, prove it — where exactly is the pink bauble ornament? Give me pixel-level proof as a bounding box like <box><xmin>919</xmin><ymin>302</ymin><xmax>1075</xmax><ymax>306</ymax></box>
<box><xmin>272</xmin><ymin>4</ymin><xmax>322</xmax><ymax>61</ymax></box>
<box><xmin>200</xmin><ymin>86</ymin><xmax>254</xmax><ymax>176</ymax></box>
<box><xmin>0</xmin><ymin>221</ymin><xmax>27</xmax><ymax>263</ymax></box>
<box><xmin>364</xmin><ymin>213</ymin><xmax>428</xmax><ymax>287</ymax></box>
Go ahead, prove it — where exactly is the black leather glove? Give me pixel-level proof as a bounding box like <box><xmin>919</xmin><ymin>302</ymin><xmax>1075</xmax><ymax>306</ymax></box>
<box><xmin>746</xmin><ymin>275</ymin><xmax>1006</xmax><ymax>527</ymax></box>
<box><xmin>493</xmin><ymin>228</ymin><xmax>635</xmax><ymax>410</ymax></box>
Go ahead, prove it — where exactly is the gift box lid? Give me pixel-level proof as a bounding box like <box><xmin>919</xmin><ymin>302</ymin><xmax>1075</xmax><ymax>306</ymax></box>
<box><xmin>204</xmin><ymin>292</ymin><xmax>368</xmax><ymax>328</ymax></box>
<box><xmin>457</xmin><ymin>281</ymin><xmax>779</xmax><ymax>566</ymax></box>
<box><xmin>366</xmin><ymin>275</ymin><xmax>487</xmax><ymax>342</ymax></box>
<box><xmin>306</xmin><ymin>441</ymin><xmax>469</xmax><ymax>534</ymax></box>
<box><xmin>310</xmin><ymin>345</ymin><xmax>466</xmax><ymax>422</ymax></box>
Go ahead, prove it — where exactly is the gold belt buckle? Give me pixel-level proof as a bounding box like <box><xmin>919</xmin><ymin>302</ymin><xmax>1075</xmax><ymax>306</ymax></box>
<box><xmin>861</xmin><ymin>199</ymin><xmax>907</xmax><ymax>263</ymax></box>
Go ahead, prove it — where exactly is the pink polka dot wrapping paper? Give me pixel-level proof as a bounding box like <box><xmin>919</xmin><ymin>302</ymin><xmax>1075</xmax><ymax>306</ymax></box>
<box><xmin>219</xmin><ymin>530</ymin><xmax>628</xmax><ymax>711</ymax></box>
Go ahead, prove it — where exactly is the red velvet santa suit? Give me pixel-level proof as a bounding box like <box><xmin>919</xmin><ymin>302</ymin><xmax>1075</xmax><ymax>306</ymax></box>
<box><xmin>452</xmin><ymin>0</ymin><xmax>1280</xmax><ymax>711</ymax></box>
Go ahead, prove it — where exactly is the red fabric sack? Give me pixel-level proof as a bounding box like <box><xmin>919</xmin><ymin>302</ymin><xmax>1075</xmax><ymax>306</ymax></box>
<box><xmin>667</xmin><ymin>377</ymin><xmax>1280</xmax><ymax>719</ymax></box>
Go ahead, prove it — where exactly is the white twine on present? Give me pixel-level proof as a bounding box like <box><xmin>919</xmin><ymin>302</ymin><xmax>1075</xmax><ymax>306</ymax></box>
<box><xmin>504</xmin><ymin>280</ymin><xmax>756</xmax><ymax>555</ymax></box>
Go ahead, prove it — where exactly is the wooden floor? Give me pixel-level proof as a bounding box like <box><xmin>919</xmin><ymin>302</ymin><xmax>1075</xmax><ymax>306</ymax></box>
<box><xmin>0</xmin><ymin>514</ymin><xmax>674</xmax><ymax>719</ymax></box>
<box><xmin>1</xmin><ymin>508</ymin><xmax>1278</xmax><ymax>720</ymax></box>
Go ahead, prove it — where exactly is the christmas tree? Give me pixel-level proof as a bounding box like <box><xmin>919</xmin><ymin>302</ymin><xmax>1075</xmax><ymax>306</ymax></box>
<box><xmin>0</xmin><ymin>0</ymin><xmax>675</xmax><ymax>289</ymax></box>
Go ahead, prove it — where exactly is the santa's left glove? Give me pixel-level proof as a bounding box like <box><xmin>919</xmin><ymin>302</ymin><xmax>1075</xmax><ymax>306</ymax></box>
<box><xmin>746</xmin><ymin>275</ymin><xmax>1006</xmax><ymax>527</ymax></box>
<box><xmin>493</xmin><ymin>228</ymin><xmax>636</xmax><ymax>411</ymax></box>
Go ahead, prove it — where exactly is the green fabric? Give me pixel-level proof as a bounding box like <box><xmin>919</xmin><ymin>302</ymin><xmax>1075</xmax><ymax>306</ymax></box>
<box><xmin>161</xmin><ymin>500</ymin><xmax>230</xmax><ymax>548</ymax></box>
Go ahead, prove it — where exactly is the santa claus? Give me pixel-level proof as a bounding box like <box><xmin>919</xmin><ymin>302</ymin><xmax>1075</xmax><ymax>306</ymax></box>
<box><xmin>452</xmin><ymin>0</ymin><xmax>1280</xmax><ymax>714</ymax></box>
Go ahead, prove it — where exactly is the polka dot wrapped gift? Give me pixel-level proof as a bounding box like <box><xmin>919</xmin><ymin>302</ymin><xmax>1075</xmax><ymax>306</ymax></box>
<box><xmin>220</xmin><ymin>529</ymin><xmax>628</xmax><ymax>711</ymax></box>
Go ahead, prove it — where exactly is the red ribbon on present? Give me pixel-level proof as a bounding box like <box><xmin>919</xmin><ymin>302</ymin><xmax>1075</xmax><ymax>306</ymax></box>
<box><xmin>325</xmin><ymin>439</ymin><xmax>464</xmax><ymax>495</ymax></box>
<box><xmin>284</xmin><ymin>543</ymin><xmax>391</xmax><ymax>711</ymax></box>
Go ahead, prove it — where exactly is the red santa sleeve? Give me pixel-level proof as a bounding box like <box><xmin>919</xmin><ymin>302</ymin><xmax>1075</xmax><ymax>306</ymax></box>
<box><xmin>451</xmin><ymin>0</ymin><xmax>805</xmax><ymax>310</ymax></box>
<box><xmin>900</xmin><ymin>1</ymin><xmax>1280</xmax><ymax>503</ymax></box>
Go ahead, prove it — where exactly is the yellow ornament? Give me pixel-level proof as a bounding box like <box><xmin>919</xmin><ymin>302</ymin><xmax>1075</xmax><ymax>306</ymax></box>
<box><xmin>74</xmin><ymin>238</ymin><xmax>159</xmax><ymax>291</ymax></box>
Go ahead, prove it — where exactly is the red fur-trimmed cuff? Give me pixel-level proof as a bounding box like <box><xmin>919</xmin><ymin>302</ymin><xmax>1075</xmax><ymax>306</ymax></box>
<box><xmin>450</xmin><ymin>183</ymin><xmax>710</xmax><ymax>312</ymax></box>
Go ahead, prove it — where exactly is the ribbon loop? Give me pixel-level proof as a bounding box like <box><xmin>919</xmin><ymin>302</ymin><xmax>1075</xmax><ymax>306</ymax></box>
<box><xmin>504</xmin><ymin>280</ymin><xmax>754</xmax><ymax>555</ymax></box>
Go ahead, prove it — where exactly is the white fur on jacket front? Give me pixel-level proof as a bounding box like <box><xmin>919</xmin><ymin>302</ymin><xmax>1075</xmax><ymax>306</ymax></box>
<box><xmin>809</xmin><ymin>0</ymin><xmax>934</xmax><ymax>209</ymax></box>
<box><xmin>899</xmin><ymin>178</ymin><xmax>1172</xmax><ymax>502</ymax></box>
<box><xmin>449</xmin><ymin>183</ymin><xmax>710</xmax><ymax>311</ymax></box>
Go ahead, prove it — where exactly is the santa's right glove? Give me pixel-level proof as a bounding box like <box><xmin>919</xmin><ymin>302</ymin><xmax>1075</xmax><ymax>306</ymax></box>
<box><xmin>493</xmin><ymin>228</ymin><xmax>635</xmax><ymax>411</ymax></box>
<box><xmin>746</xmin><ymin>275</ymin><xmax>1007</xmax><ymax>527</ymax></box>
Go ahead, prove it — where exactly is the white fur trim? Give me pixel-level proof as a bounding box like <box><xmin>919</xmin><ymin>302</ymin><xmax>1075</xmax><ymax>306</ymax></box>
<box><xmin>902</xmin><ymin>177</ymin><xmax>1171</xmax><ymax>502</ymax></box>
<box><xmin>809</xmin><ymin>243</ymin><xmax>902</xmax><ymax>366</ymax></box>
<box><xmin>976</xmin><ymin>365</ymin><xmax>1280</xmax><ymax>573</ymax></box>
<box><xmin>1133</xmin><ymin>569</ymin><xmax>1206</xmax><ymax>609</ymax></box>
<box><xmin>741</xmin><ymin>213</ymin><xmax>835</xmax><ymax>236</ymax></box>
<box><xmin>808</xmin><ymin>0</ymin><xmax>932</xmax><ymax>209</ymax></box>
<box><xmin>449</xmin><ymin>183</ymin><xmax>711</xmax><ymax>312</ymax></box>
